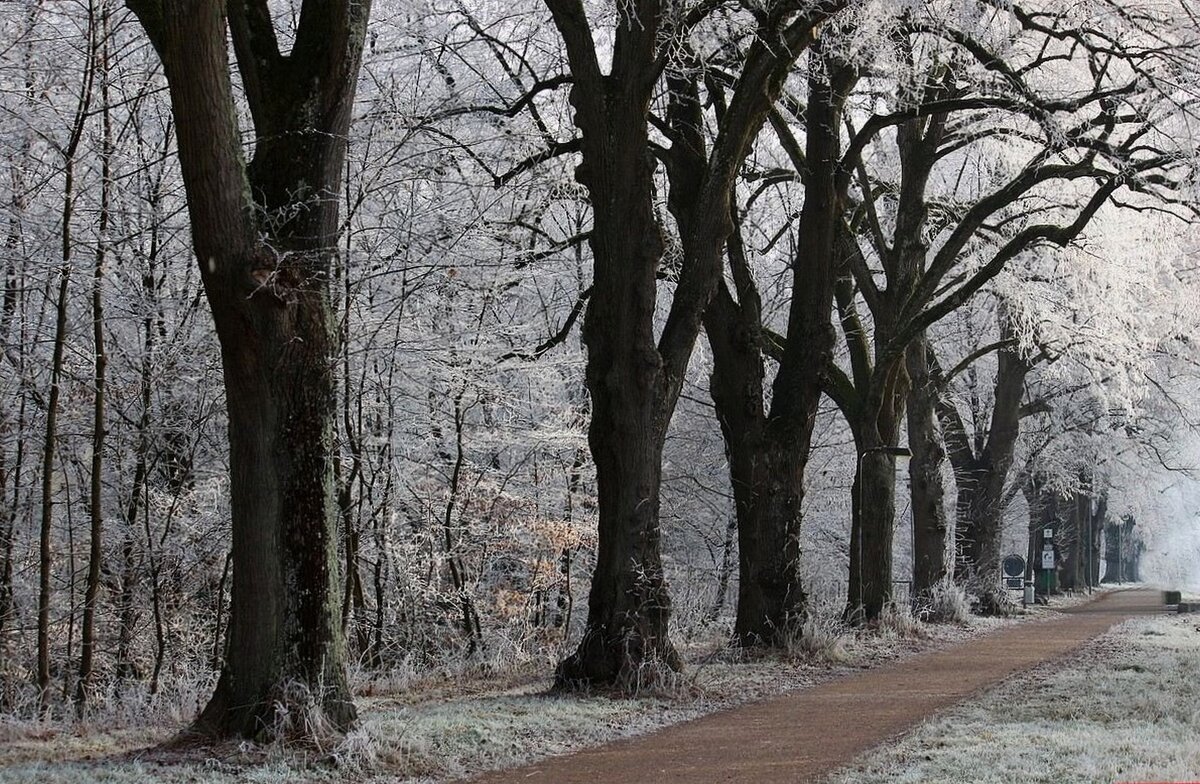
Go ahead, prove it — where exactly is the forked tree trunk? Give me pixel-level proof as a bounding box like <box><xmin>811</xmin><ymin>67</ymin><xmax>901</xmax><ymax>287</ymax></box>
<box><xmin>127</xmin><ymin>0</ymin><xmax>369</xmax><ymax>738</ymax></box>
<box><xmin>932</xmin><ymin>311</ymin><xmax>1031</xmax><ymax>615</ymax></box>
<box><xmin>943</xmin><ymin>340</ymin><xmax>1030</xmax><ymax>614</ymax></box>
<box><xmin>707</xmin><ymin>286</ymin><xmax>809</xmax><ymax>644</ymax></box>
<box><xmin>548</xmin><ymin>0</ymin><xmax>842</xmax><ymax>678</ymax></box>
<box><xmin>835</xmin><ymin>274</ymin><xmax>910</xmax><ymax>623</ymax></box>
<box><xmin>834</xmin><ymin>102</ymin><xmax>942</xmax><ymax>624</ymax></box>
<box><xmin>553</xmin><ymin>83</ymin><xmax>682</xmax><ymax>683</ymax></box>
<box><xmin>707</xmin><ymin>286</ymin><xmax>785</xmax><ymax>644</ymax></box>
<box><xmin>701</xmin><ymin>52</ymin><xmax>849</xmax><ymax>645</ymax></box>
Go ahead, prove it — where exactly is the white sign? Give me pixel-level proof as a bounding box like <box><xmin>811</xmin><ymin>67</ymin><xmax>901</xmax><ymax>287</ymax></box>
<box><xmin>1043</xmin><ymin>527</ymin><xmax>1054</xmax><ymax>539</ymax></box>
<box><xmin>1041</xmin><ymin>549</ymin><xmax>1055</xmax><ymax>569</ymax></box>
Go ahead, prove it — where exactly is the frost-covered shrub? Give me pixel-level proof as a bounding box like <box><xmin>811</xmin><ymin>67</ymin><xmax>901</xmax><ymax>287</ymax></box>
<box><xmin>785</xmin><ymin>613</ymin><xmax>850</xmax><ymax>663</ymax></box>
<box><xmin>920</xmin><ymin>578</ymin><xmax>972</xmax><ymax>624</ymax></box>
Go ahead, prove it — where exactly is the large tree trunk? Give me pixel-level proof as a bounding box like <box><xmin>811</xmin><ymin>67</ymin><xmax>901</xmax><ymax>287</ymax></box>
<box><xmin>557</xmin><ymin>0</ymin><xmax>838</xmax><ymax>681</ymax></box>
<box><xmin>706</xmin><ymin>286</ymin><xmax>808</xmax><ymax>645</ymax></box>
<box><xmin>955</xmin><ymin>470</ymin><xmax>1012</xmax><ymax>609</ymax></box>
<box><xmin>195</xmin><ymin>246</ymin><xmax>355</xmax><ymax>735</ymax></box>
<box><xmin>701</xmin><ymin>54</ymin><xmax>847</xmax><ymax>645</ymax></box>
<box><xmin>128</xmin><ymin>0</ymin><xmax>369</xmax><ymax>739</ymax></box>
<box><xmin>906</xmin><ymin>332</ymin><xmax>948</xmax><ymax>603</ymax></box>
<box><xmin>553</xmin><ymin>75</ymin><xmax>682</xmax><ymax>683</ymax></box>
<box><xmin>1061</xmin><ymin>487</ymin><xmax>1094</xmax><ymax>592</ymax></box>
<box><xmin>837</xmin><ymin>100</ymin><xmax>943</xmax><ymax>623</ymax></box>
<box><xmin>846</xmin><ymin>357</ymin><xmax>908</xmax><ymax>622</ymax></box>
<box><xmin>937</xmin><ymin>316</ymin><xmax>1031</xmax><ymax>615</ymax></box>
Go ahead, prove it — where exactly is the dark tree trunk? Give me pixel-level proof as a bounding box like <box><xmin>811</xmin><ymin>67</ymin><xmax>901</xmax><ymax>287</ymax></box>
<box><xmin>833</xmin><ymin>87</ymin><xmax>946</xmax><ymax>623</ymax></box>
<box><xmin>699</xmin><ymin>49</ymin><xmax>849</xmax><ymax>645</ymax></box>
<box><xmin>1089</xmin><ymin>494</ymin><xmax>1106</xmax><ymax>587</ymax></box>
<box><xmin>831</xmin><ymin>254</ymin><xmax>909</xmax><ymax>624</ymax></box>
<box><xmin>1024</xmin><ymin>478</ymin><xmax>1060</xmax><ymax>597</ymax></box>
<box><xmin>1060</xmin><ymin>484</ymin><xmax>1099</xmax><ymax>592</ymax></box>
<box><xmin>37</xmin><ymin>265</ymin><xmax>70</xmax><ymax>711</ymax></box>
<box><xmin>935</xmin><ymin>316</ymin><xmax>1031</xmax><ymax>615</ymax></box>
<box><xmin>557</xmin><ymin>364</ymin><xmax>681</xmax><ymax>686</ymax></box>
<box><xmin>706</xmin><ymin>285</ymin><xmax>807</xmax><ymax>645</ymax></box>
<box><xmin>127</xmin><ymin>0</ymin><xmax>369</xmax><ymax>739</ymax></box>
<box><xmin>554</xmin><ymin>86</ymin><xmax>682</xmax><ymax>683</ymax></box>
<box><xmin>115</xmin><ymin>422</ymin><xmax>147</xmax><ymax>683</ymax></box>
<box><xmin>1123</xmin><ymin>517</ymin><xmax>1141</xmax><ymax>582</ymax></box>
<box><xmin>906</xmin><ymin>332</ymin><xmax>948</xmax><ymax>602</ymax></box>
<box><xmin>1060</xmin><ymin>490</ymin><xmax>1088</xmax><ymax>592</ymax></box>
<box><xmin>846</xmin><ymin>361</ymin><xmax>908</xmax><ymax>622</ymax></box>
<box><xmin>1102</xmin><ymin>514</ymin><xmax>1136</xmax><ymax>584</ymax></box>
<box><xmin>704</xmin><ymin>514</ymin><xmax>738</xmax><ymax>625</ymax></box>
<box><xmin>550</xmin><ymin>0</ymin><xmax>838</xmax><ymax>681</ymax></box>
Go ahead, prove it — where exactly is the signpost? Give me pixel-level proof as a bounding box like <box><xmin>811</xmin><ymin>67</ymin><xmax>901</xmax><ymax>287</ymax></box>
<box><xmin>1040</xmin><ymin>527</ymin><xmax>1056</xmax><ymax>599</ymax></box>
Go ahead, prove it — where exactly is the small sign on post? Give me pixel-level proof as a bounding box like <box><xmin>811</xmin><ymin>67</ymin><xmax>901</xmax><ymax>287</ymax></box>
<box><xmin>1041</xmin><ymin>547</ymin><xmax>1055</xmax><ymax>570</ymax></box>
<box><xmin>1002</xmin><ymin>555</ymin><xmax>1026</xmax><ymax>589</ymax></box>
<box><xmin>1043</xmin><ymin>527</ymin><xmax>1054</xmax><ymax>539</ymax></box>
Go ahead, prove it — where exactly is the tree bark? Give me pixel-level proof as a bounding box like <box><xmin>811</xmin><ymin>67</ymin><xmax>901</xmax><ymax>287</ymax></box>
<box><xmin>935</xmin><ymin>317</ymin><xmax>1031</xmax><ymax>614</ymax></box>
<box><xmin>699</xmin><ymin>44</ymin><xmax>849</xmax><ymax>644</ymax></box>
<box><xmin>549</xmin><ymin>0</ymin><xmax>676</xmax><ymax>687</ymax></box>
<box><xmin>906</xmin><ymin>332</ymin><xmax>948</xmax><ymax>603</ymax></box>
<box><xmin>77</xmin><ymin>9</ymin><xmax>111</xmax><ymax>707</ymax></box>
<box><xmin>846</xmin><ymin>364</ymin><xmax>908</xmax><ymax>622</ymax></box>
<box><xmin>127</xmin><ymin>0</ymin><xmax>369</xmax><ymax>738</ymax></box>
<box><xmin>706</xmin><ymin>284</ymin><xmax>808</xmax><ymax>645</ymax></box>
<box><xmin>552</xmin><ymin>55</ymin><xmax>682</xmax><ymax>681</ymax></box>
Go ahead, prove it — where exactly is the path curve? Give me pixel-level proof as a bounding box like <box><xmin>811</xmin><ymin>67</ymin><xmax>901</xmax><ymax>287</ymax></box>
<box><xmin>469</xmin><ymin>589</ymin><xmax>1162</xmax><ymax>784</ymax></box>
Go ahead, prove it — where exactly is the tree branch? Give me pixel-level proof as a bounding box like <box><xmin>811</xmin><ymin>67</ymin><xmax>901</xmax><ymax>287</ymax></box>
<box><xmin>498</xmin><ymin>286</ymin><xmax>591</xmax><ymax>362</ymax></box>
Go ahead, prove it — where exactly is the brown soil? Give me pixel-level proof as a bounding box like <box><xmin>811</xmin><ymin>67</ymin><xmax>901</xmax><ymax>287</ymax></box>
<box><xmin>468</xmin><ymin>589</ymin><xmax>1163</xmax><ymax>784</ymax></box>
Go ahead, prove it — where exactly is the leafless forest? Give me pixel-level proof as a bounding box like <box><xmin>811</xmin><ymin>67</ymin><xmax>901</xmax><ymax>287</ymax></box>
<box><xmin>1</xmin><ymin>0</ymin><xmax>1198</xmax><ymax>747</ymax></box>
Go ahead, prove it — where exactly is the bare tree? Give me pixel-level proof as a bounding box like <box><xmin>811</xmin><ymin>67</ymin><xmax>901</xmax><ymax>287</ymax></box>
<box><xmin>124</xmin><ymin>0</ymin><xmax>371</xmax><ymax>738</ymax></box>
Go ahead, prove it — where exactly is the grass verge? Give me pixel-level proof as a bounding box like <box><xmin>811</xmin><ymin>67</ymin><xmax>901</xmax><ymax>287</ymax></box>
<box><xmin>826</xmin><ymin>602</ymin><xmax>1200</xmax><ymax>784</ymax></box>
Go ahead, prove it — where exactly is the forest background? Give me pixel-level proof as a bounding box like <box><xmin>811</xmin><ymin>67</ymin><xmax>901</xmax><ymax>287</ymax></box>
<box><xmin>1</xmin><ymin>0</ymin><xmax>1200</xmax><ymax>741</ymax></box>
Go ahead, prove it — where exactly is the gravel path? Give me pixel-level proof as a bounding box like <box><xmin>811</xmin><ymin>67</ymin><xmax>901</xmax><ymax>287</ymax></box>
<box><xmin>469</xmin><ymin>589</ymin><xmax>1164</xmax><ymax>784</ymax></box>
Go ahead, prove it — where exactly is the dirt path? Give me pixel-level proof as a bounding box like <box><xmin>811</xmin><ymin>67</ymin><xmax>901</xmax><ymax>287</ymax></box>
<box><xmin>469</xmin><ymin>589</ymin><xmax>1163</xmax><ymax>784</ymax></box>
